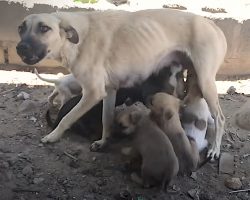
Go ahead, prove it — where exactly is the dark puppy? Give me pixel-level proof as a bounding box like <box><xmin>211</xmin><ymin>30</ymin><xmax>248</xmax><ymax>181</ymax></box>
<box><xmin>115</xmin><ymin>102</ymin><xmax>179</xmax><ymax>189</ymax></box>
<box><xmin>46</xmin><ymin>64</ymin><xmax>186</xmax><ymax>137</ymax></box>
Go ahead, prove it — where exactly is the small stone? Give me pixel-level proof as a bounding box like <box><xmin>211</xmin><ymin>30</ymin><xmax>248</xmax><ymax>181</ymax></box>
<box><xmin>224</xmin><ymin>177</ymin><xmax>242</xmax><ymax>190</ymax></box>
<box><xmin>114</xmin><ymin>190</ymin><xmax>132</xmax><ymax>200</ymax></box>
<box><xmin>92</xmin><ymin>157</ymin><xmax>96</xmax><ymax>161</ymax></box>
<box><xmin>187</xmin><ymin>188</ymin><xmax>199</xmax><ymax>199</ymax></box>
<box><xmin>33</xmin><ymin>177</ymin><xmax>45</xmax><ymax>184</ymax></box>
<box><xmin>227</xmin><ymin>86</ymin><xmax>236</xmax><ymax>95</ymax></box>
<box><xmin>17</xmin><ymin>91</ymin><xmax>30</xmax><ymax>100</ymax></box>
<box><xmin>18</xmin><ymin>100</ymin><xmax>36</xmax><ymax>113</ymax></box>
<box><xmin>22</xmin><ymin>165</ymin><xmax>33</xmax><ymax>176</ymax></box>
<box><xmin>38</xmin><ymin>143</ymin><xmax>44</xmax><ymax>147</ymax></box>
<box><xmin>219</xmin><ymin>152</ymin><xmax>234</xmax><ymax>174</ymax></box>
<box><xmin>190</xmin><ymin>172</ymin><xmax>198</xmax><ymax>181</ymax></box>
<box><xmin>29</xmin><ymin>116</ymin><xmax>37</xmax><ymax>123</ymax></box>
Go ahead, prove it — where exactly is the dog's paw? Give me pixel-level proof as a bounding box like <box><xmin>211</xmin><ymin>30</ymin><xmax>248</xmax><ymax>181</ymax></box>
<box><xmin>41</xmin><ymin>133</ymin><xmax>60</xmax><ymax>143</ymax></box>
<box><xmin>89</xmin><ymin>139</ymin><xmax>106</xmax><ymax>152</ymax></box>
<box><xmin>207</xmin><ymin>144</ymin><xmax>220</xmax><ymax>160</ymax></box>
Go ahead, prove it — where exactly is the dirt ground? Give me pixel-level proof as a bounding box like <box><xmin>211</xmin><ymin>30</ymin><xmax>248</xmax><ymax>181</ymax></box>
<box><xmin>0</xmin><ymin>70</ymin><xmax>250</xmax><ymax>200</ymax></box>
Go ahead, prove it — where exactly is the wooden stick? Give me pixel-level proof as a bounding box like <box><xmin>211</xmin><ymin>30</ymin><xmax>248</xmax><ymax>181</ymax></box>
<box><xmin>229</xmin><ymin>189</ymin><xmax>250</xmax><ymax>194</ymax></box>
<box><xmin>63</xmin><ymin>151</ymin><xmax>78</xmax><ymax>161</ymax></box>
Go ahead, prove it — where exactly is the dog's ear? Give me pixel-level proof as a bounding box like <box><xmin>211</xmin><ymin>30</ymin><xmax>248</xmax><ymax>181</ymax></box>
<box><xmin>129</xmin><ymin>111</ymin><xmax>142</xmax><ymax>124</ymax></box>
<box><xmin>59</xmin><ymin>22</ymin><xmax>79</xmax><ymax>44</ymax></box>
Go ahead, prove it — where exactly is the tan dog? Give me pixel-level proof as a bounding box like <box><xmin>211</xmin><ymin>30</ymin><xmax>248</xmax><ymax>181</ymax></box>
<box><xmin>115</xmin><ymin>102</ymin><xmax>179</xmax><ymax>189</ymax></box>
<box><xmin>16</xmin><ymin>9</ymin><xmax>227</xmax><ymax>158</ymax></box>
<box><xmin>148</xmin><ymin>93</ymin><xmax>199</xmax><ymax>174</ymax></box>
<box><xmin>34</xmin><ymin>69</ymin><xmax>82</xmax><ymax>108</ymax></box>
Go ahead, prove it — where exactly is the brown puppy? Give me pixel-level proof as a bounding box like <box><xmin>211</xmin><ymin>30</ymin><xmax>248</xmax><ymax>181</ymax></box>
<box><xmin>115</xmin><ymin>102</ymin><xmax>179</xmax><ymax>189</ymax></box>
<box><xmin>148</xmin><ymin>93</ymin><xmax>199</xmax><ymax>174</ymax></box>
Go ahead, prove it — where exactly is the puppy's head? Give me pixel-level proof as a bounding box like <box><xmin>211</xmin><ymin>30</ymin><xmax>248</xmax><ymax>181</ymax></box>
<box><xmin>147</xmin><ymin>92</ymin><xmax>180</xmax><ymax>125</ymax></box>
<box><xmin>115</xmin><ymin>102</ymin><xmax>148</xmax><ymax>135</ymax></box>
<box><xmin>16</xmin><ymin>12</ymin><xmax>80</xmax><ymax>65</ymax></box>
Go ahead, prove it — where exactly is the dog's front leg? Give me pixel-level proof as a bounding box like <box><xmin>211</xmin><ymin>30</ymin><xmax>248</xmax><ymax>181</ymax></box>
<box><xmin>41</xmin><ymin>90</ymin><xmax>106</xmax><ymax>143</ymax></box>
<box><xmin>90</xmin><ymin>89</ymin><xmax>117</xmax><ymax>151</ymax></box>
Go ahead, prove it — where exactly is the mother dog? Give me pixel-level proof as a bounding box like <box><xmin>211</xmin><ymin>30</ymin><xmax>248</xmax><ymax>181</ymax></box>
<box><xmin>16</xmin><ymin>9</ymin><xmax>227</xmax><ymax>159</ymax></box>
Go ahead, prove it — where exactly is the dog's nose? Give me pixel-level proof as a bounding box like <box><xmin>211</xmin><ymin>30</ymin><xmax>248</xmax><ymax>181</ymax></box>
<box><xmin>16</xmin><ymin>42</ymin><xmax>31</xmax><ymax>54</ymax></box>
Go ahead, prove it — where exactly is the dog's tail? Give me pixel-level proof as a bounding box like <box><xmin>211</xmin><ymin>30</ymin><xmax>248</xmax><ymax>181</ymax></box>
<box><xmin>45</xmin><ymin>109</ymin><xmax>55</xmax><ymax>129</ymax></box>
<box><xmin>34</xmin><ymin>68</ymin><xmax>60</xmax><ymax>84</ymax></box>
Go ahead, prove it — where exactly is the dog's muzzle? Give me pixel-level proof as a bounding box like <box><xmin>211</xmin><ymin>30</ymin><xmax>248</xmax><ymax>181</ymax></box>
<box><xmin>16</xmin><ymin>41</ymin><xmax>46</xmax><ymax>65</ymax></box>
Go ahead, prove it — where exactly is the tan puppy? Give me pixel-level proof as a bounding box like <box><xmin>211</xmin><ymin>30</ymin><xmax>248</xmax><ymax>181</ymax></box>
<box><xmin>148</xmin><ymin>93</ymin><xmax>199</xmax><ymax>174</ymax></box>
<box><xmin>16</xmin><ymin>9</ymin><xmax>227</xmax><ymax>158</ymax></box>
<box><xmin>34</xmin><ymin>69</ymin><xmax>82</xmax><ymax>108</ymax></box>
<box><xmin>115</xmin><ymin>102</ymin><xmax>179</xmax><ymax>189</ymax></box>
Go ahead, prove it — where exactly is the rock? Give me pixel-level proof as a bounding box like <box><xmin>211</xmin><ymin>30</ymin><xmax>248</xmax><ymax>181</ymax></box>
<box><xmin>219</xmin><ymin>152</ymin><xmax>234</xmax><ymax>174</ymax></box>
<box><xmin>29</xmin><ymin>116</ymin><xmax>37</xmax><ymax>123</ymax></box>
<box><xmin>18</xmin><ymin>100</ymin><xmax>37</xmax><ymax>113</ymax></box>
<box><xmin>227</xmin><ymin>86</ymin><xmax>236</xmax><ymax>95</ymax></box>
<box><xmin>22</xmin><ymin>165</ymin><xmax>33</xmax><ymax>176</ymax></box>
<box><xmin>17</xmin><ymin>91</ymin><xmax>30</xmax><ymax>100</ymax></box>
<box><xmin>33</xmin><ymin>177</ymin><xmax>45</xmax><ymax>184</ymax></box>
<box><xmin>224</xmin><ymin>177</ymin><xmax>242</xmax><ymax>190</ymax></box>
<box><xmin>114</xmin><ymin>190</ymin><xmax>132</xmax><ymax>200</ymax></box>
<box><xmin>235</xmin><ymin>100</ymin><xmax>250</xmax><ymax>131</ymax></box>
<box><xmin>190</xmin><ymin>172</ymin><xmax>198</xmax><ymax>181</ymax></box>
<box><xmin>187</xmin><ymin>188</ymin><xmax>200</xmax><ymax>200</ymax></box>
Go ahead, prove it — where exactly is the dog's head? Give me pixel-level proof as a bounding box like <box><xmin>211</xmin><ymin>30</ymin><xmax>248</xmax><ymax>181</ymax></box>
<box><xmin>16</xmin><ymin>13</ymin><xmax>80</xmax><ymax>65</ymax></box>
<box><xmin>147</xmin><ymin>92</ymin><xmax>180</xmax><ymax>125</ymax></box>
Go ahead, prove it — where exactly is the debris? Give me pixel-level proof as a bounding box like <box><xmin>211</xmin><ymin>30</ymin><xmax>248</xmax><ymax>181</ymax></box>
<box><xmin>229</xmin><ymin>188</ymin><xmax>250</xmax><ymax>194</ymax></box>
<box><xmin>224</xmin><ymin>177</ymin><xmax>242</xmax><ymax>190</ymax></box>
<box><xmin>33</xmin><ymin>177</ymin><xmax>45</xmax><ymax>184</ymax></box>
<box><xmin>190</xmin><ymin>172</ymin><xmax>198</xmax><ymax>181</ymax></box>
<box><xmin>29</xmin><ymin>116</ymin><xmax>37</xmax><ymax>123</ymax></box>
<box><xmin>12</xmin><ymin>187</ymin><xmax>40</xmax><ymax>193</ymax></box>
<box><xmin>187</xmin><ymin>188</ymin><xmax>200</xmax><ymax>199</ymax></box>
<box><xmin>114</xmin><ymin>189</ymin><xmax>132</xmax><ymax>200</ymax></box>
<box><xmin>17</xmin><ymin>91</ymin><xmax>30</xmax><ymax>100</ymax></box>
<box><xmin>227</xmin><ymin>86</ymin><xmax>236</xmax><ymax>95</ymax></box>
<box><xmin>18</xmin><ymin>100</ymin><xmax>36</xmax><ymax>113</ymax></box>
<box><xmin>242</xmin><ymin>153</ymin><xmax>250</xmax><ymax>159</ymax></box>
<box><xmin>219</xmin><ymin>152</ymin><xmax>234</xmax><ymax>174</ymax></box>
<box><xmin>22</xmin><ymin>165</ymin><xmax>33</xmax><ymax>176</ymax></box>
<box><xmin>0</xmin><ymin>88</ymin><xmax>15</xmax><ymax>95</ymax></box>
<box><xmin>63</xmin><ymin>151</ymin><xmax>78</xmax><ymax>161</ymax></box>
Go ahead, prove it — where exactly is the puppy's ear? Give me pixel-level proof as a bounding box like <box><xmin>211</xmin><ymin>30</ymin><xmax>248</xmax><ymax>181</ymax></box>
<box><xmin>164</xmin><ymin>110</ymin><xmax>174</xmax><ymax>120</ymax></box>
<box><xmin>60</xmin><ymin>22</ymin><xmax>79</xmax><ymax>44</ymax></box>
<box><xmin>129</xmin><ymin>111</ymin><xmax>142</xmax><ymax>124</ymax></box>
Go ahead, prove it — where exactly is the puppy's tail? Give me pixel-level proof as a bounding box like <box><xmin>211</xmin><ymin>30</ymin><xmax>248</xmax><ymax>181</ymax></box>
<box><xmin>45</xmin><ymin>109</ymin><xmax>55</xmax><ymax>129</ymax></box>
<box><xmin>34</xmin><ymin>68</ymin><xmax>60</xmax><ymax>84</ymax></box>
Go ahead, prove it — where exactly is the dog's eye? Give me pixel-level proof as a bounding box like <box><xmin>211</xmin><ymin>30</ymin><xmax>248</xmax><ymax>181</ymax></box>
<box><xmin>39</xmin><ymin>25</ymin><xmax>51</xmax><ymax>33</ymax></box>
<box><xmin>18</xmin><ymin>24</ymin><xmax>26</xmax><ymax>35</ymax></box>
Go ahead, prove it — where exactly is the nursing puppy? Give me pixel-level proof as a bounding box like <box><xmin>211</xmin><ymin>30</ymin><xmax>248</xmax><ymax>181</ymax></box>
<box><xmin>181</xmin><ymin>71</ymin><xmax>215</xmax><ymax>152</ymax></box>
<box><xmin>115</xmin><ymin>102</ymin><xmax>179</xmax><ymax>189</ymax></box>
<box><xmin>16</xmin><ymin>9</ymin><xmax>227</xmax><ymax>159</ymax></box>
<box><xmin>46</xmin><ymin>65</ymin><xmax>184</xmax><ymax>136</ymax></box>
<box><xmin>148</xmin><ymin>93</ymin><xmax>199</xmax><ymax>174</ymax></box>
<box><xmin>35</xmin><ymin>69</ymin><xmax>81</xmax><ymax>107</ymax></box>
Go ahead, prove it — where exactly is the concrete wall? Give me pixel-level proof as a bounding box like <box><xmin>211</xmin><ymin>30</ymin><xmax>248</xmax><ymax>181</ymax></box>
<box><xmin>0</xmin><ymin>1</ymin><xmax>250</xmax><ymax>77</ymax></box>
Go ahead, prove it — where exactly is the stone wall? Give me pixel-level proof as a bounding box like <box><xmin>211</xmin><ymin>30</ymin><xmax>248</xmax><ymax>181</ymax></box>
<box><xmin>0</xmin><ymin>1</ymin><xmax>250</xmax><ymax>77</ymax></box>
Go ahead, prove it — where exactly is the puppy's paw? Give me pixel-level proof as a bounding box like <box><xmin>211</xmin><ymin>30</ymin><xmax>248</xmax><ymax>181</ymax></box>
<box><xmin>90</xmin><ymin>139</ymin><xmax>106</xmax><ymax>152</ymax></box>
<box><xmin>41</xmin><ymin>132</ymin><xmax>61</xmax><ymax>143</ymax></box>
<box><xmin>207</xmin><ymin>144</ymin><xmax>220</xmax><ymax>160</ymax></box>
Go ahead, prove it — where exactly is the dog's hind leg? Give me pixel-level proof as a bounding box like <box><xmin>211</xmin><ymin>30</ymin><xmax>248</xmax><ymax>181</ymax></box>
<box><xmin>193</xmin><ymin>65</ymin><xmax>224</xmax><ymax>160</ymax></box>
